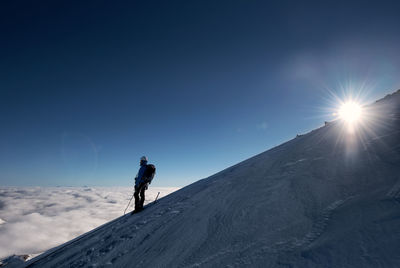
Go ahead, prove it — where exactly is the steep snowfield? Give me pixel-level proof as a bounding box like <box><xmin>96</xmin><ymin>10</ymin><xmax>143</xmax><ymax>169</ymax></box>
<box><xmin>23</xmin><ymin>91</ymin><xmax>400</xmax><ymax>268</ymax></box>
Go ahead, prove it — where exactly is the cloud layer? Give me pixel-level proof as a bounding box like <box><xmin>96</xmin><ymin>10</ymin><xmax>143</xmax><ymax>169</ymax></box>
<box><xmin>0</xmin><ymin>186</ymin><xmax>178</xmax><ymax>259</ymax></box>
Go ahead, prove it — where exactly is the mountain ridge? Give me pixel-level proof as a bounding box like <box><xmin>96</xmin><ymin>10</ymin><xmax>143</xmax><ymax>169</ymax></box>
<box><xmin>20</xmin><ymin>89</ymin><xmax>400</xmax><ymax>268</ymax></box>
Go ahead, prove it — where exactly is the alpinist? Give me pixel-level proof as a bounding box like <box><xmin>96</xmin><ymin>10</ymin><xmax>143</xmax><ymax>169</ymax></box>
<box><xmin>132</xmin><ymin>156</ymin><xmax>156</xmax><ymax>213</ymax></box>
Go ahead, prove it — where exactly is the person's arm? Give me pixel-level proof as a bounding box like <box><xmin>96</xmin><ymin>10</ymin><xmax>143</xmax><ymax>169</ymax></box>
<box><xmin>134</xmin><ymin>171</ymin><xmax>139</xmax><ymax>187</ymax></box>
<box><xmin>137</xmin><ymin>166</ymin><xmax>146</xmax><ymax>183</ymax></box>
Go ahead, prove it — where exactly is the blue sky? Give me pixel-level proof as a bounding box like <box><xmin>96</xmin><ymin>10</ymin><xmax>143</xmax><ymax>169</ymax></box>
<box><xmin>1</xmin><ymin>0</ymin><xmax>400</xmax><ymax>187</ymax></box>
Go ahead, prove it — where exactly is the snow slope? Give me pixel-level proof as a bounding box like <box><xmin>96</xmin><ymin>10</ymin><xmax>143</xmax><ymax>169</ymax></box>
<box><xmin>23</xmin><ymin>91</ymin><xmax>400</xmax><ymax>268</ymax></box>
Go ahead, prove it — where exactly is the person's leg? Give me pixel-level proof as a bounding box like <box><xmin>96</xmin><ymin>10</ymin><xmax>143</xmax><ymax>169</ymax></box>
<box><xmin>134</xmin><ymin>186</ymin><xmax>140</xmax><ymax>210</ymax></box>
<box><xmin>139</xmin><ymin>184</ymin><xmax>146</xmax><ymax>209</ymax></box>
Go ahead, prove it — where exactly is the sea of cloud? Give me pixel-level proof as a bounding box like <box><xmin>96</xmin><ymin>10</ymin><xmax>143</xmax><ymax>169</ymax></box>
<box><xmin>0</xmin><ymin>186</ymin><xmax>178</xmax><ymax>259</ymax></box>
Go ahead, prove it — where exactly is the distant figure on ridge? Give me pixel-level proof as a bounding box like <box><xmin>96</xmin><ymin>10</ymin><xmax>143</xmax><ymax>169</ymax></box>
<box><xmin>132</xmin><ymin>156</ymin><xmax>156</xmax><ymax>214</ymax></box>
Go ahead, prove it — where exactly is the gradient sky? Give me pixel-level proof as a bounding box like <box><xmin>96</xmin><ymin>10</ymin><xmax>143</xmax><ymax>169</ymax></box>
<box><xmin>1</xmin><ymin>0</ymin><xmax>400</xmax><ymax>187</ymax></box>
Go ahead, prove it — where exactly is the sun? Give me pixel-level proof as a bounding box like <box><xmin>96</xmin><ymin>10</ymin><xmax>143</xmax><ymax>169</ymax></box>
<box><xmin>338</xmin><ymin>101</ymin><xmax>363</xmax><ymax>123</ymax></box>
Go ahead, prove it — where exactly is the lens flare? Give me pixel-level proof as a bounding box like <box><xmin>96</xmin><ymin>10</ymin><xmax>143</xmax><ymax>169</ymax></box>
<box><xmin>338</xmin><ymin>102</ymin><xmax>363</xmax><ymax>123</ymax></box>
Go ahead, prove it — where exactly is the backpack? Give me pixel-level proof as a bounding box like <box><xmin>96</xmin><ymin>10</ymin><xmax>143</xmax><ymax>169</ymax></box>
<box><xmin>143</xmin><ymin>164</ymin><xmax>156</xmax><ymax>184</ymax></box>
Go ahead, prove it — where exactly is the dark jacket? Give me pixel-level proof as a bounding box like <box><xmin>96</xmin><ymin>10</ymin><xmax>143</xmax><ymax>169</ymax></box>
<box><xmin>135</xmin><ymin>160</ymin><xmax>148</xmax><ymax>187</ymax></box>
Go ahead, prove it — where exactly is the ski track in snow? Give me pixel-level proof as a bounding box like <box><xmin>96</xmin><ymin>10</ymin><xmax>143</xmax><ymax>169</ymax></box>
<box><xmin>287</xmin><ymin>196</ymin><xmax>354</xmax><ymax>250</ymax></box>
<box><xmin>183</xmin><ymin>195</ymin><xmax>354</xmax><ymax>268</ymax></box>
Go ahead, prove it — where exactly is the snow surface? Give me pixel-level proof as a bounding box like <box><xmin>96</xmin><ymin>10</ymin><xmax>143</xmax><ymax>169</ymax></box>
<box><xmin>20</xmin><ymin>91</ymin><xmax>400</xmax><ymax>267</ymax></box>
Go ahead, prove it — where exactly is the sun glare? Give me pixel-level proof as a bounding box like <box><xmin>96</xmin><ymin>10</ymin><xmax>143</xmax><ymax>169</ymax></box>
<box><xmin>338</xmin><ymin>101</ymin><xmax>363</xmax><ymax>124</ymax></box>
<box><xmin>325</xmin><ymin>84</ymin><xmax>375</xmax><ymax>140</ymax></box>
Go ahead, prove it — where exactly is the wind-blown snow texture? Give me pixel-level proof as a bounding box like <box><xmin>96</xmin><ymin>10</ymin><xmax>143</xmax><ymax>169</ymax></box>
<box><xmin>24</xmin><ymin>91</ymin><xmax>400</xmax><ymax>268</ymax></box>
